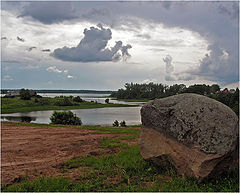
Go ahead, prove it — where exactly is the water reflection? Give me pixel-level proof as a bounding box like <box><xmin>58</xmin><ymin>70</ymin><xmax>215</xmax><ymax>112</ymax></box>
<box><xmin>2</xmin><ymin>116</ymin><xmax>36</xmax><ymax>123</ymax></box>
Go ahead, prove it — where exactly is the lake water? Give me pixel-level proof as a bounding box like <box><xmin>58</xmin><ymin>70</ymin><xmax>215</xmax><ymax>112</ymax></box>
<box><xmin>1</xmin><ymin>107</ymin><xmax>142</xmax><ymax>126</ymax></box>
<box><xmin>1</xmin><ymin>93</ymin><xmax>143</xmax><ymax>126</ymax></box>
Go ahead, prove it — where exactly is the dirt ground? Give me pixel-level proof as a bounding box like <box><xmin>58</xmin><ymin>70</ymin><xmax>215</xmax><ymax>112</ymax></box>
<box><xmin>1</xmin><ymin>122</ymin><xmax>138</xmax><ymax>185</ymax></box>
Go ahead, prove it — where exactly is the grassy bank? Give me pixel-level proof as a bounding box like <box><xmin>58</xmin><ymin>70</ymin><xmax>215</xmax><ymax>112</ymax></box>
<box><xmin>1</xmin><ymin>97</ymin><xmax>136</xmax><ymax>114</ymax></box>
<box><xmin>1</xmin><ymin>123</ymin><xmax>239</xmax><ymax>192</ymax></box>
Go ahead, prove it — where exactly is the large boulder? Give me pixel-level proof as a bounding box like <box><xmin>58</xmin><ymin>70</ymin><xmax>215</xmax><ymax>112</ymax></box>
<box><xmin>140</xmin><ymin>93</ymin><xmax>239</xmax><ymax>181</ymax></box>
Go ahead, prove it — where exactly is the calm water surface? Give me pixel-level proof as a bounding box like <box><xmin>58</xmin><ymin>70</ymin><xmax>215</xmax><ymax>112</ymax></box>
<box><xmin>1</xmin><ymin>107</ymin><xmax>141</xmax><ymax>126</ymax></box>
<box><xmin>1</xmin><ymin>93</ymin><xmax>144</xmax><ymax>125</ymax></box>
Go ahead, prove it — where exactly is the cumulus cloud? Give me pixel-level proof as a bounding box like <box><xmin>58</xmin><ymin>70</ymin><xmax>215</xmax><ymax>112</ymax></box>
<box><xmin>46</xmin><ymin>66</ymin><xmax>73</xmax><ymax>79</ymax></box>
<box><xmin>163</xmin><ymin>55</ymin><xmax>196</xmax><ymax>81</ymax></box>
<box><xmin>193</xmin><ymin>43</ymin><xmax>238</xmax><ymax>84</ymax></box>
<box><xmin>52</xmin><ymin>24</ymin><xmax>132</xmax><ymax>62</ymax></box>
<box><xmin>139</xmin><ymin>78</ymin><xmax>157</xmax><ymax>84</ymax></box>
<box><xmin>163</xmin><ymin>55</ymin><xmax>175</xmax><ymax>81</ymax></box>
<box><xmin>17</xmin><ymin>36</ymin><xmax>25</xmax><ymax>42</ymax></box>
<box><xmin>19</xmin><ymin>2</ymin><xmax>77</xmax><ymax>24</ymax></box>
<box><xmin>46</xmin><ymin>66</ymin><xmax>62</xmax><ymax>73</ymax></box>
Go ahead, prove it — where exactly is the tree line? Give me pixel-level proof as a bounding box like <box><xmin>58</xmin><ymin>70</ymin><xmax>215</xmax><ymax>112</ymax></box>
<box><xmin>110</xmin><ymin>83</ymin><xmax>221</xmax><ymax>99</ymax></box>
<box><xmin>110</xmin><ymin>82</ymin><xmax>239</xmax><ymax>115</ymax></box>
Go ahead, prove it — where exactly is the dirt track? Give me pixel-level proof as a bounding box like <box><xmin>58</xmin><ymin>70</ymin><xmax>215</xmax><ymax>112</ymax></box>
<box><xmin>1</xmin><ymin>122</ymin><xmax>136</xmax><ymax>185</ymax></box>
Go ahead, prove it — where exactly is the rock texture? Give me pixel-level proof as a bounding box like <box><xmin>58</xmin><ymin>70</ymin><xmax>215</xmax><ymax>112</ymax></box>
<box><xmin>140</xmin><ymin>93</ymin><xmax>239</xmax><ymax>181</ymax></box>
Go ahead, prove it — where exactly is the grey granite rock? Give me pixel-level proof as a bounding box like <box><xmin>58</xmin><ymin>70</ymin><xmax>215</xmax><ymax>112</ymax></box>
<box><xmin>140</xmin><ymin>93</ymin><xmax>239</xmax><ymax>180</ymax></box>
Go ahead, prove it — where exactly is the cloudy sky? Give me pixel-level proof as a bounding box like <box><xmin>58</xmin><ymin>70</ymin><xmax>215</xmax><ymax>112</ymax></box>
<box><xmin>1</xmin><ymin>1</ymin><xmax>239</xmax><ymax>90</ymax></box>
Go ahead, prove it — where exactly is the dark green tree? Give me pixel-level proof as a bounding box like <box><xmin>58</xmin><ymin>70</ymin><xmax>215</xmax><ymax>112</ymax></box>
<box><xmin>19</xmin><ymin>88</ymin><xmax>31</xmax><ymax>100</ymax></box>
<box><xmin>50</xmin><ymin>111</ymin><xmax>82</xmax><ymax>125</ymax></box>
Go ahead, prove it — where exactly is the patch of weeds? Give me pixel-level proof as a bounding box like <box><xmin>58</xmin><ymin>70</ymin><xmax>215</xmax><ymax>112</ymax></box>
<box><xmin>160</xmin><ymin>171</ymin><xmax>239</xmax><ymax>192</ymax></box>
<box><xmin>91</xmin><ymin>131</ymin><xmax>112</xmax><ymax>134</ymax></box>
<box><xmin>118</xmin><ymin>135</ymin><xmax>138</xmax><ymax>140</ymax></box>
<box><xmin>83</xmin><ymin>125</ymin><xmax>140</xmax><ymax>135</ymax></box>
<box><xmin>2</xmin><ymin>176</ymin><xmax>73</xmax><ymax>192</ymax></box>
<box><xmin>99</xmin><ymin>137</ymin><xmax>129</xmax><ymax>149</ymax></box>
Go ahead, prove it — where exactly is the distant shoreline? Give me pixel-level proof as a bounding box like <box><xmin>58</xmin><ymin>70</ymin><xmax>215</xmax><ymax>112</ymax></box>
<box><xmin>1</xmin><ymin>89</ymin><xmax>114</xmax><ymax>94</ymax></box>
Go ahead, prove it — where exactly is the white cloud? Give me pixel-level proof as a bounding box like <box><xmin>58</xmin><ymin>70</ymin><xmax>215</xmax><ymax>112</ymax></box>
<box><xmin>52</xmin><ymin>24</ymin><xmax>132</xmax><ymax>62</ymax></box>
<box><xmin>46</xmin><ymin>66</ymin><xmax>62</xmax><ymax>73</ymax></box>
<box><xmin>67</xmin><ymin>75</ymin><xmax>73</xmax><ymax>79</ymax></box>
<box><xmin>2</xmin><ymin>75</ymin><xmax>13</xmax><ymax>81</ymax></box>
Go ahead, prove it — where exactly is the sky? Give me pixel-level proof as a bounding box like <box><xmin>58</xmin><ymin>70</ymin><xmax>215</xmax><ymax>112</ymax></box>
<box><xmin>1</xmin><ymin>1</ymin><xmax>239</xmax><ymax>90</ymax></box>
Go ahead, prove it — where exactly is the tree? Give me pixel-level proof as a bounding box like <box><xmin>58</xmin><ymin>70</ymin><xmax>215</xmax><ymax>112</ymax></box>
<box><xmin>73</xmin><ymin>96</ymin><xmax>83</xmax><ymax>103</ymax></box>
<box><xmin>120</xmin><ymin>120</ymin><xmax>126</xmax><ymax>127</ymax></box>
<box><xmin>105</xmin><ymin>98</ymin><xmax>110</xmax><ymax>104</ymax></box>
<box><xmin>210</xmin><ymin>84</ymin><xmax>220</xmax><ymax>94</ymax></box>
<box><xmin>20</xmin><ymin>88</ymin><xmax>31</xmax><ymax>100</ymax></box>
<box><xmin>113</xmin><ymin>120</ymin><xmax>119</xmax><ymax>127</ymax></box>
<box><xmin>50</xmin><ymin>111</ymin><xmax>82</xmax><ymax>125</ymax></box>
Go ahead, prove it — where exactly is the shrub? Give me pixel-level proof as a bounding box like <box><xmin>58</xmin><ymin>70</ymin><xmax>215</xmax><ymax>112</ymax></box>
<box><xmin>105</xmin><ymin>98</ymin><xmax>110</xmax><ymax>104</ymax></box>
<box><xmin>50</xmin><ymin>111</ymin><xmax>82</xmax><ymax>125</ymax></box>
<box><xmin>39</xmin><ymin>98</ymin><xmax>50</xmax><ymax>105</ymax></box>
<box><xmin>73</xmin><ymin>96</ymin><xmax>83</xmax><ymax>103</ymax></box>
<box><xmin>54</xmin><ymin>97</ymin><xmax>73</xmax><ymax>106</ymax></box>
<box><xmin>120</xmin><ymin>120</ymin><xmax>127</xmax><ymax>127</ymax></box>
<box><xmin>34</xmin><ymin>98</ymin><xmax>39</xmax><ymax>103</ymax></box>
<box><xmin>113</xmin><ymin>120</ymin><xmax>119</xmax><ymax>127</ymax></box>
<box><xmin>20</xmin><ymin>88</ymin><xmax>31</xmax><ymax>100</ymax></box>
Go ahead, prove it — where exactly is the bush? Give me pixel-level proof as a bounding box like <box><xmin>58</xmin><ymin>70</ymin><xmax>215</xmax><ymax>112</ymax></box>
<box><xmin>54</xmin><ymin>97</ymin><xmax>73</xmax><ymax>106</ymax></box>
<box><xmin>105</xmin><ymin>98</ymin><xmax>110</xmax><ymax>104</ymax></box>
<box><xmin>73</xmin><ymin>96</ymin><xmax>83</xmax><ymax>103</ymax></box>
<box><xmin>39</xmin><ymin>98</ymin><xmax>50</xmax><ymax>105</ymax></box>
<box><xmin>113</xmin><ymin>120</ymin><xmax>119</xmax><ymax>127</ymax></box>
<box><xmin>120</xmin><ymin>120</ymin><xmax>127</xmax><ymax>127</ymax></box>
<box><xmin>50</xmin><ymin>111</ymin><xmax>82</xmax><ymax>125</ymax></box>
<box><xmin>20</xmin><ymin>88</ymin><xmax>31</xmax><ymax>100</ymax></box>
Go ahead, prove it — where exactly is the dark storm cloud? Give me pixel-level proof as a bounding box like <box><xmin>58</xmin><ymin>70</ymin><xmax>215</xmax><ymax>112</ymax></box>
<box><xmin>26</xmin><ymin>47</ymin><xmax>36</xmax><ymax>52</ymax></box>
<box><xmin>82</xmin><ymin>7</ymin><xmax>110</xmax><ymax>19</ymax></box>
<box><xmin>17</xmin><ymin>36</ymin><xmax>25</xmax><ymax>42</ymax></box>
<box><xmin>18</xmin><ymin>2</ymin><xmax>77</xmax><ymax>24</ymax></box>
<box><xmin>1</xmin><ymin>37</ymin><xmax>7</xmax><ymax>40</ymax></box>
<box><xmin>52</xmin><ymin>24</ymin><xmax>132</xmax><ymax>62</ymax></box>
<box><xmin>218</xmin><ymin>2</ymin><xmax>239</xmax><ymax>19</ymax></box>
<box><xmin>194</xmin><ymin>44</ymin><xmax>239</xmax><ymax>84</ymax></box>
<box><xmin>42</xmin><ymin>49</ymin><xmax>51</xmax><ymax>52</ymax></box>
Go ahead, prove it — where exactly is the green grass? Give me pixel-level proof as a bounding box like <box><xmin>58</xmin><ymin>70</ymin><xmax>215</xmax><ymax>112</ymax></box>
<box><xmin>99</xmin><ymin>137</ymin><xmax>130</xmax><ymax>149</ymax></box>
<box><xmin>1</xmin><ymin>97</ymin><xmax>136</xmax><ymax>114</ymax></box>
<box><xmin>3</xmin><ymin>145</ymin><xmax>238</xmax><ymax>192</ymax></box>
<box><xmin>1</xmin><ymin>123</ymin><xmax>238</xmax><ymax>192</ymax></box>
<box><xmin>82</xmin><ymin>125</ymin><xmax>140</xmax><ymax>135</ymax></box>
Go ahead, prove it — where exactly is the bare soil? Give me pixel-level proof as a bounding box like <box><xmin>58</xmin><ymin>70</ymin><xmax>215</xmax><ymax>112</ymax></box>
<box><xmin>1</xmin><ymin>122</ymin><xmax>138</xmax><ymax>185</ymax></box>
